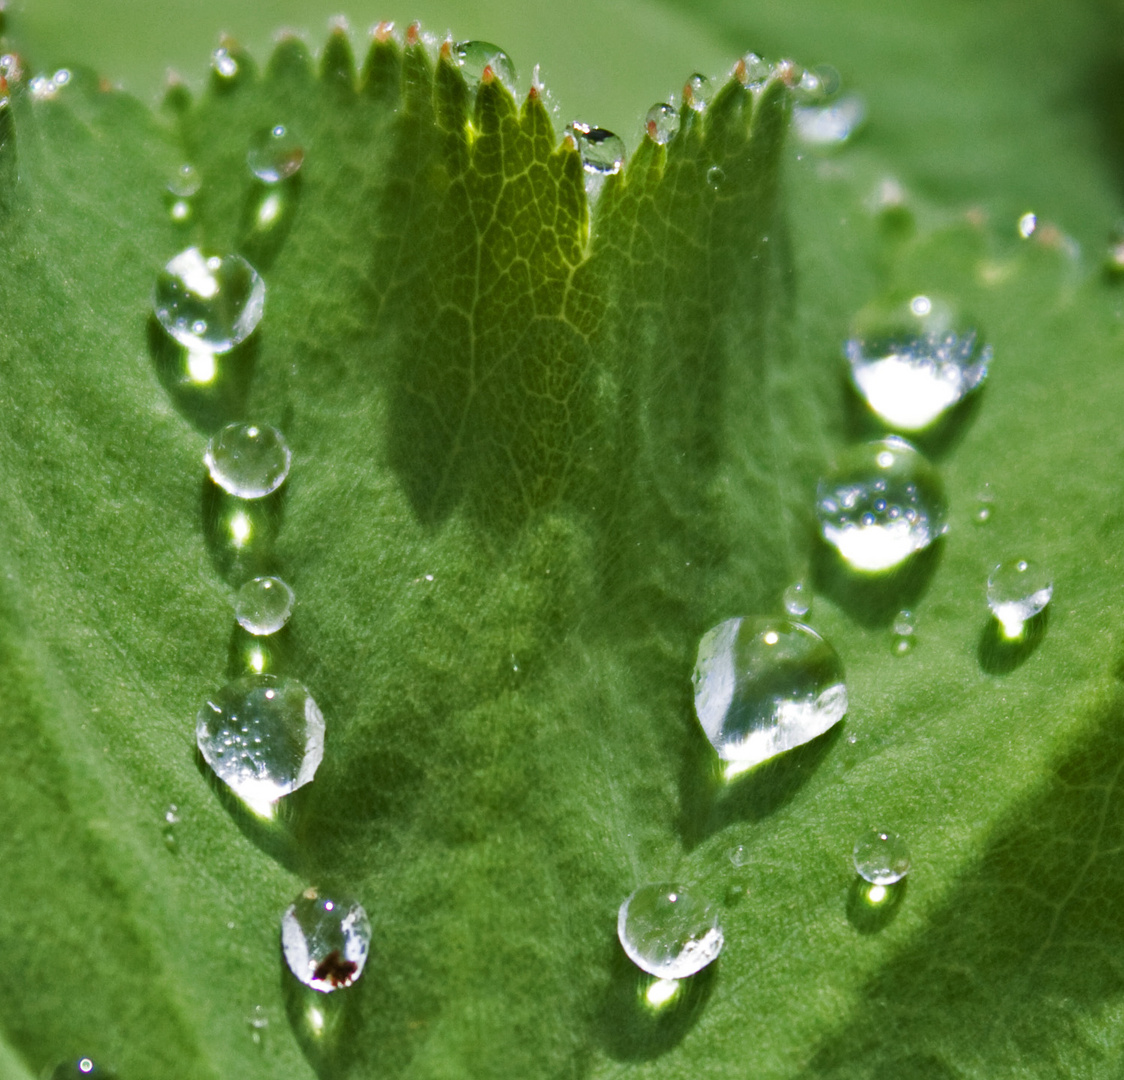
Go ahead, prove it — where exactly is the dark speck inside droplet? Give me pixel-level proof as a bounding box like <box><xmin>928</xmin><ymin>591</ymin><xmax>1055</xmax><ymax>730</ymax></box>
<box><xmin>313</xmin><ymin>949</ymin><xmax>359</xmax><ymax>987</ymax></box>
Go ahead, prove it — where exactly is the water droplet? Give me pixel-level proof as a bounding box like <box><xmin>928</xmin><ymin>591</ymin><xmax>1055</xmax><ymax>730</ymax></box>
<box><xmin>247</xmin><ymin>1004</ymin><xmax>269</xmax><ymax>1045</ymax></box>
<box><xmin>569</xmin><ymin>122</ymin><xmax>625</xmax><ymax>176</ymax></box>
<box><xmin>727</xmin><ymin>844</ymin><xmax>750</xmax><ymax>867</ymax></box>
<box><xmin>891</xmin><ymin>609</ymin><xmax>916</xmax><ymax>655</ymax></box>
<box><xmin>735</xmin><ymin>52</ymin><xmax>771</xmax><ymax>91</ymax></box>
<box><xmin>974</xmin><ymin>483</ymin><xmax>994</xmax><ymax>524</ymax></box>
<box><xmin>617</xmin><ymin>883</ymin><xmax>723</xmax><ymax>979</ymax></box>
<box><xmin>987</xmin><ymin>559</ymin><xmax>1053</xmax><ymax>639</ymax></box>
<box><xmin>782</xmin><ymin>579</ymin><xmax>811</xmax><ymax>618</ymax></box>
<box><xmin>163</xmin><ymin>803</ymin><xmax>180</xmax><ymax>849</ymax></box>
<box><xmin>196</xmin><ymin>674</ymin><xmax>324</xmax><ymax>817</ymax></box>
<box><xmin>1017</xmin><ymin>211</ymin><xmax>1037</xmax><ymax>239</ymax></box>
<box><xmin>212</xmin><ymin>45</ymin><xmax>239</xmax><ymax>81</ymax></box>
<box><xmin>693</xmin><ymin>617</ymin><xmax>847</xmax><ymax>780</ymax></box>
<box><xmin>167</xmin><ymin>163</ymin><xmax>201</xmax><ymax>199</ymax></box>
<box><xmin>236</xmin><ymin>575</ymin><xmax>295</xmax><ymax>635</ymax></box>
<box><xmin>452</xmin><ymin>40</ymin><xmax>516</xmax><ymax>88</ymax></box>
<box><xmin>846</xmin><ymin>295</ymin><xmax>991</xmax><ymax>432</ymax></box>
<box><xmin>706</xmin><ymin>165</ymin><xmax>725</xmax><ymax>189</ymax></box>
<box><xmin>0</xmin><ymin>53</ymin><xmax>24</xmax><ymax>87</ymax></box>
<box><xmin>853</xmin><ymin>827</ymin><xmax>911</xmax><ymax>884</ymax></box>
<box><xmin>153</xmin><ymin>248</ymin><xmax>265</xmax><ymax>354</ymax></box>
<box><xmin>816</xmin><ymin>437</ymin><xmax>948</xmax><ymax>573</ymax></box>
<box><xmin>644</xmin><ymin>102</ymin><xmax>679</xmax><ymax>145</ymax></box>
<box><xmin>248</xmin><ymin>124</ymin><xmax>304</xmax><ymax>183</ymax></box>
<box><xmin>683</xmin><ymin>72</ymin><xmax>712</xmax><ymax>112</ymax></box>
<box><xmin>793</xmin><ymin>94</ymin><xmax>866</xmax><ymax>146</ymax></box>
<box><xmin>30</xmin><ymin>70</ymin><xmax>67</xmax><ymax>102</ymax></box>
<box><xmin>51</xmin><ymin>1059</ymin><xmax>114</xmax><ymax>1079</ymax></box>
<box><xmin>282</xmin><ymin>888</ymin><xmax>371</xmax><ymax>991</ymax></box>
<box><xmin>205</xmin><ymin>423</ymin><xmax>291</xmax><ymax>499</ymax></box>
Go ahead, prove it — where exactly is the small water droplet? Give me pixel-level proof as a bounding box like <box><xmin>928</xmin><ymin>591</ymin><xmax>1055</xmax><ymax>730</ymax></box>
<box><xmin>987</xmin><ymin>558</ymin><xmax>1053</xmax><ymax>639</ymax></box>
<box><xmin>153</xmin><ymin>248</ymin><xmax>265</xmax><ymax>354</ymax></box>
<box><xmin>196</xmin><ymin>674</ymin><xmax>324</xmax><ymax>816</ymax></box>
<box><xmin>816</xmin><ymin>438</ymin><xmax>948</xmax><ymax>573</ymax></box>
<box><xmin>693</xmin><ymin>617</ymin><xmax>847</xmax><ymax>780</ymax></box>
<box><xmin>162</xmin><ymin>802</ymin><xmax>180</xmax><ymax>849</ymax></box>
<box><xmin>853</xmin><ymin>826</ymin><xmax>911</xmax><ymax>884</ymax></box>
<box><xmin>282</xmin><ymin>888</ymin><xmax>371</xmax><ymax>992</ymax></box>
<box><xmin>644</xmin><ymin>102</ymin><xmax>679</xmax><ymax>145</ymax></box>
<box><xmin>235</xmin><ymin>576</ymin><xmax>295</xmax><ymax>636</ymax></box>
<box><xmin>247</xmin><ymin>1004</ymin><xmax>269</xmax><ymax>1045</ymax></box>
<box><xmin>167</xmin><ymin>163</ymin><xmax>200</xmax><ymax>199</ymax></box>
<box><xmin>793</xmin><ymin>94</ymin><xmax>866</xmax><ymax>146</ymax></box>
<box><xmin>205</xmin><ymin>422</ymin><xmax>291</xmax><ymax>499</ymax></box>
<box><xmin>1105</xmin><ymin>222</ymin><xmax>1124</xmax><ymax>276</ymax></box>
<box><xmin>51</xmin><ymin>1059</ymin><xmax>114</xmax><ymax>1079</ymax></box>
<box><xmin>452</xmin><ymin>40</ymin><xmax>516</xmax><ymax>88</ymax></box>
<box><xmin>569</xmin><ymin>122</ymin><xmax>625</xmax><ymax>176</ymax></box>
<box><xmin>212</xmin><ymin>46</ymin><xmax>239</xmax><ymax>81</ymax></box>
<box><xmin>846</xmin><ymin>295</ymin><xmax>991</xmax><ymax>432</ymax></box>
<box><xmin>683</xmin><ymin>72</ymin><xmax>712</xmax><ymax>112</ymax></box>
<box><xmin>248</xmin><ymin>124</ymin><xmax>304</xmax><ymax>183</ymax></box>
<box><xmin>782</xmin><ymin>579</ymin><xmax>811</xmax><ymax>618</ymax></box>
<box><xmin>891</xmin><ymin>609</ymin><xmax>916</xmax><ymax>655</ymax></box>
<box><xmin>727</xmin><ymin>844</ymin><xmax>750</xmax><ymax>867</ymax></box>
<box><xmin>0</xmin><ymin>53</ymin><xmax>24</xmax><ymax>87</ymax></box>
<box><xmin>617</xmin><ymin>883</ymin><xmax>723</xmax><ymax>979</ymax></box>
<box><xmin>974</xmin><ymin>483</ymin><xmax>994</xmax><ymax>524</ymax></box>
<box><xmin>735</xmin><ymin>52</ymin><xmax>771</xmax><ymax>91</ymax></box>
<box><xmin>706</xmin><ymin>164</ymin><xmax>725</xmax><ymax>189</ymax></box>
<box><xmin>1017</xmin><ymin>211</ymin><xmax>1037</xmax><ymax>239</ymax></box>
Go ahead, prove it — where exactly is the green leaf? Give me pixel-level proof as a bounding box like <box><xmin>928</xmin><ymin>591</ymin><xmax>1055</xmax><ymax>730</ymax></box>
<box><xmin>5</xmin><ymin>2</ymin><xmax>1124</xmax><ymax>1078</ymax></box>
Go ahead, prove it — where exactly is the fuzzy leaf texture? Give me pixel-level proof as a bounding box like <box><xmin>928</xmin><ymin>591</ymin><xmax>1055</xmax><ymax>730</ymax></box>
<box><xmin>5</xmin><ymin>3</ymin><xmax>1124</xmax><ymax>1079</ymax></box>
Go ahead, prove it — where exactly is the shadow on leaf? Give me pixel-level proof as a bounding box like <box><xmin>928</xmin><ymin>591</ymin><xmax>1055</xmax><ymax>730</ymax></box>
<box><xmin>977</xmin><ymin>608</ymin><xmax>1048</xmax><ymax>674</ymax></box>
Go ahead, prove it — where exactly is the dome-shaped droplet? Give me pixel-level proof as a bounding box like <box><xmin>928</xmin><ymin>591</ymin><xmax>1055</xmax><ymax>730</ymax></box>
<box><xmin>793</xmin><ymin>93</ymin><xmax>866</xmax><ymax>146</ymax></box>
<box><xmin>987</xmin><ymin>559</ymin><xmax>1053</xmax><ymax>638</ymax></box>
<box><xmin>569</xmin><ymin>122</ymin><xmax>625</xmax><ymax>176</ymax></box>
<box><xmin>816</xmin><ymin>437</ymin><xmax>947</xmax><ymax>574</ymax></box>
<box><xmin>205</xmin><ymin>422</ymin><xmax>291</xmax><ymax>499</ymax></box>
<box><xmin>452</xmin><ymin>40</ymin><xmax>516</xmax><ymax>88</ymax></box>
<box><xmin>693</xmin><ymin>618</ymin><xmax>847</xmax><ymax>779</ymax></box>
<box><xmin>236</xmin><ymin>575</ymin><xmax>295</xmax><ymax>635</ymax></box>
<box><xmin>196</xmin><ymin>674</ymin><xmax>324</xmax><ymax>816</ymax></box>
<box><xmin>212</xmin><ymin>45</ymin><xmax>239</xmax><ymax>81</ymax></box>
<box><xmin>51</xmin><ymin>1058</ymin><xmax>115</xmax><ymax>1079</ymax></box>
<box><xmin>248</xmin><ymin>124</ymin><xmax>304</xmax><ymax>183</ymax></box>
<box><xmin>153</xmin><ymin>247</ymin><xmax>265</xmax><ymax>354</ymax></box>
<box><xmin>645</xmin><ymin>102</ymin><xmax>679</xmax><ymax>145</ymax></box>
<box><xmin>853</xmin><ymin>827</ymin><xmax>911</xmax><ymax>884</ymax></box>
<box><xmin>782</xmin><ymin>579</ymin><xmax>811</xmax><ymax>618</ymax></box>
<box><xmin>735</xmin><ymin>52</ymin><xmax>771</xmax><ymax>91</ymax></box>
<box><xmin>167</xmin><ymin>163</ymin><xmax>201</xmax><ymax>198</ymax></box>
<box><xmin>728</xmin><ymin>844</ymin><xmax>750</xmax><ymax>868</ymax></box>
<box><xmin>845</xmin><ymin>295</ymin><xmax>991</xmax><ymax>432</ymax></box>
<box><xmin>683</xmin><ymin>72</ymin><xmax>712</xmax><ymax>112</ymax></box>
<box><xmin>282</xmin><ymin>888</ymin><xmax>371</xmax><ymax>992</ymax></box>
<box><xmin>617</xmin><ymin>883</ymin><xmax>723</xmax><ymax>980</ymax></box>
<box><xmin>706</xmin><ymin>165</ymin><xmax>725</xmax><ymax>189</ymax></box>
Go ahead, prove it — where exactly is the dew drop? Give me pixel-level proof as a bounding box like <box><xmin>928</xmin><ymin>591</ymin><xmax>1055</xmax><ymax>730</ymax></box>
<box><xmin>693</xmin><ymin>618</ymin><xmax>847</xmax><ymax>780</ymax></box>
<box><xmin>727</xmin><ymin>844</ymin><xmax>750</xmax><ymax>868</ymax></box>
<box><xmin>987</xmin><ymin>559</ymin><xmax>1053</xmax><ymax>639</ymax></box>
<box><xmin>974</xmin><ymin>483</ymin><xmax>994</xmax><ymax>524</ymax></box>
<box><xmin>282</xmin><ymin>888</ymin><xmax>371</xmax><ymax>992</ymax></box>
<box><xmin>617</xmin><ymin>883</ymin><xmax>723</xmax><ymax>980</ymax></box>
<box><xmin>236</xmin><ymin>575</ymin><xmax>295</xmax><ymax>636</ymax></box>
<box><xmin>891</xmin><ymin>609</ymin><xmax>915</xmax><ymax>655</ymax></box>
<box><xmin>163</xmin><ymin>803</ymin><xmax>180</xmax><ymax>850</ymax></box>
<box><xmin>205</xmin><ymin>422</ymin><xmax>291</xmax><ymax>499</ymax></box>
<box><xmin>569</xmin><ymin>122</ymin><xmax>625</xmax><ymax>176</ymax></box>
<box><xmin>452</xmin><ymin>40</ymin><xmax>516</xmax><ymax>88</ymax></box>
<box><xmin>816</xmin><ymin>438</ymin><xmax>948</xmax><ymax>573</ymax></box>
<box><xmin>51</xmin><ymin>1059</ymin><xmax>114</xmax><ymax>1079</ymax></box>
<box><xmin>683</xmin><ymin>72</ymin><xmax>712</xmax><ymax>112</ymax></box>
<box><xmin>782</xmin><ymin>579</ymin><xmax>811</xmax><ymax>618</ymax></box>
<box><xmin>853</xmin><ymin>827</ymin><xmax>911</xmax><ymax>884</ymax></box>
<box><xmin>247</xmin><ymin>1004</ymin><xmax>269</xmax><ymax>1045</ymax></box>
<box><xmin>793</xmin><ymin>94</ymin><xmax>866</xmax><ymax>147</ymax></box>
<box><xmin>846</xmin><ymin>295</ymin><xmax>991</xmax><ymax>432</ymax></box>
<box><xmin>706</xmin><ymin>164</ymin><xmax>725</xmax><ymax>189</ymax></box>
<box><xmin>735</xmin><ymin>52</ymin><xmax>771</xmax><ymax>91</ymax></box>
<box><xmin>167</xmin><ymin>163</ymin><xmax>201</xmax><ymax>199</ymax></box>
<box><xmin>196</xmin><ymin>675</ymin><xmax>324</xmax><ymax>816</ymax></box>
<box><xmin>153</xmin><ymin>248</ymin><xmax>265</xmax><ymax>354</ymax></box>
<box><xmin>212</xmin><ymin>45</ymin><xmax>239</xmax><ymax>81</ymax></box>
<box><xmin>248</xmin><ymin>124</ymin><xmax>304</xmax><ymax>183</ymax></box>
<box><xmin>644</xmin><ymin>102</ymin><xmax>679</xmax><ymax>145</ymax></box>
<box><xmin>1017</xmin><ymin>211</ymin><xmax>1037</xmax><ymax>239</ymax></box>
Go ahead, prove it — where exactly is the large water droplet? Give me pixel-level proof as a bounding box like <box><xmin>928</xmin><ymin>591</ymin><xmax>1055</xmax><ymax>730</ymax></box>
<box><xmin>782</xmin><ymin>579</ymin><xmax>811</xmax><ymax>618</ymax></box>
<box><xmin>987</xmin><ymin>559</ymin><xmax>1053</xmax><ymax>639</ymax></box>
<box><xmin>196</xmin><ymin>674</ymin><xmax>324</xmax><ymax>817</ymax></box>
<box><xmin>153</xmin><ymin>248</ymin><xmax>265</xmax><ymax>354</ymax></box>
<box><xmin>282</xmin><ymin>888</ymin><xmax>372</xmax><ymax>992</ymax></box>
<box><xmin>853</xmin><ymin>826</ymin><xmax>911</xmax><ymax>884</ymax></box>
<box><xmin>644</xmin><ymin>102</ymin><xmax>679</xmax><ymax>145</ymax></box>
<box><xmin>793</xmin><ymin>94</ymin><xmax>866</xmax><ymax>146</ymax></box>
<box><xmin>816</xmin><ymin>437</ymin><xmax>948</xmax><ymax>574</ymax></box>
<box><xmin>452</xmin><ymin>40</ymin><xmax>516</xmax><ymax>88</ymax></box>
<box><xmin>205</xmin><ymin>422</ymin><xmax>291</xmax><ymax>499</ymax></box>
<box><xmin>236</xmin><ymin>575</ymin><xmax>295</xmax><ymax>635</ymax></box>
<box><xmin>569</xmin><ymin>122</ymin><xmax>625</xmax><ymax>176</ymax></box>
<box><xmin>693</xmin><ymin>617</ymin><xmax>847</xmax><ymax>779</ymax></box>
<box><xmin>846</xmin><ymin>295</ymin><xmax>991</xmax><ymax>432</ymax></box>
<box><xmin>248</xmin><ymin>124</ymin><xmax>304</xmax><ymax>183</ymax></box>
<box><xmin>617</xmin><ymin>883</ymin><xmax>723</xmax><ymax>979</ymax></box>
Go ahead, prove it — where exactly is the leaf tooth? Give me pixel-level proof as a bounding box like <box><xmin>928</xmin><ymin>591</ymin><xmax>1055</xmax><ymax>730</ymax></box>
<box><xmin>701</xmin><ymin>78</ymin><xmax>749</xmax><ymax>162</ymax></box>
<box><xmin>266</xmin><ymin>33</ymin><xmax>314</xmax><ymax>85</ymax></box>
<box><xmin>406</xmin><ymin>21</ymin><xmax>421</xmax><ymax>47</ymax></box>
<box><xmin>434</xmin><ymin>43</ymin><xmax>469</xmax><ymax>135</ymax></box>
<box><xmin>160</xmin><ymin>70</ymin><xmax>192</xmax><ymax>116</ymax></box>
<box><xmin>319</xmin><ymin>18</ymin><xmax>357</xmax><ymax>94</ymax></box>
<box><xmin>473</xmin><ymin>74</ymin><xmax>516</xmax><ymax>137</ymax></box>
<box><xmin>402</xmin><ymin>30</ymin><xmax>434</xmax><ymax>119</ymax></box>
<box><xmin>360</xmin><ymin>23</ymin><xmax>401</xmax><ymax>105</ymax></box>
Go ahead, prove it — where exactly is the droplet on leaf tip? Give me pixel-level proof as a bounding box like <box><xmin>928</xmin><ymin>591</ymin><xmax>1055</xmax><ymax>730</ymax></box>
<box><xmin>644</xmin><ymin>102</ymin><xmax>679</xmax><ymax>145</ymax></box>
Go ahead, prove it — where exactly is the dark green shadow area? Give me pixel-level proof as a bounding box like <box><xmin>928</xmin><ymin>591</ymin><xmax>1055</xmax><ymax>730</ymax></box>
<box><xmin>846</xmin><ymin>875</ymin><xmax>907</xmax><ymax>934</ymax></box>
<box><xmin>225</xmin><ymin>621</ymin><xmax>296</xmax><ymax>679</ymax></box>
<box><xmin>146</xmin><ymin>314</ymin><xmax>259</xmax><ymax>433</ymax></box>
<box><xmin>280</xmin><ymin>955</ymin><xmax>365</xmax><ymax>1080</ymax></box>
<box><xmin>598</xmin><ymin>941</ymin><xmax>719</xmax><ymax>1062</ymax></box>
<box><xmin>804</xmin><ymin>685</ymin><xmax>1124</xmax><ymax>1077</ymax></box>
<box><xmin>679</xmin><ymin>723</ymin><xmax>844</xmax><ymax>849</ymax></box>
<box><xmin>238</xmin><ymin>173</ymin><xmax>302</xmax><ymax>273</ymax></box>
<box><xmin>201</xmin><ymin>478</ymin><xmax>286</xmax><ymax>585</ymax></box>
<box><xmin>977</xmin><ymin>608</ymin><xmax>1049</xmax><ymax>675</ymax></box>
<box><xmin>812</xmin><ymin>537</ymin><xmax>944</xmax><ymax>629</ymax></box>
